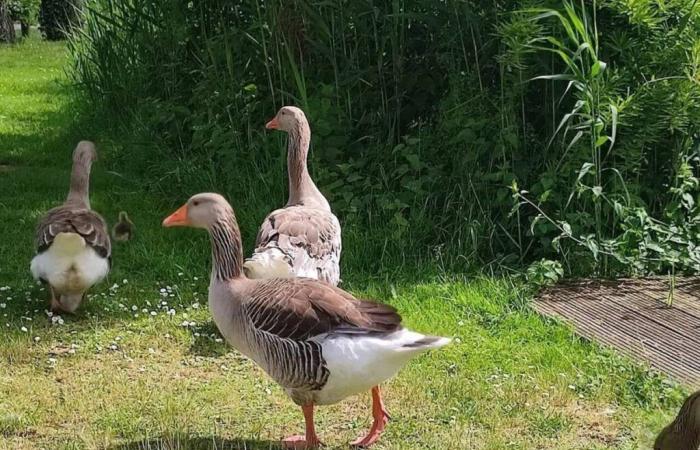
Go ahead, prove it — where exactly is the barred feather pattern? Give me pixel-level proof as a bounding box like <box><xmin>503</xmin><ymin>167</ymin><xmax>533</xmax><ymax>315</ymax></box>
<box><xmin>656</xmin><ymin>390</ymin><xmax>700</xmax><ymax>450</ymax></box>
<box><xmin>245</xmin><ymin>326</ymin><xmax>330</xmax><ymax>392</ymax></box>
<box><xmin>209</xmin><ymin>215</ymin><xmax>243</xmax><ymax>281</ymax></box>
<box><xmin>207</xmin><ymin>205</ymin><xmax>401</xmax><ymax>405</ymax></box>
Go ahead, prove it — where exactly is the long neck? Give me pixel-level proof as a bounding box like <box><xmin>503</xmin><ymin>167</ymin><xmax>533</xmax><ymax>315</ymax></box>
<box><xmin>209</xmin><ymin>211</ymin><xmax>243</xmax><ymax>281</ymax></box>
<box><xmin>66</xmin><ymin>159</ymin><xmax>92</xmax><ymax>208</ymax></box>
<box><xmin>286</xmin><ymin>120</ymin><xmax>324</xmax><ymax>207</ymax></box>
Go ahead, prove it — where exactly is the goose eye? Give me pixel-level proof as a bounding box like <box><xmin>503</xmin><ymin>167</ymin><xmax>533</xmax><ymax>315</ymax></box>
<box><xmin>193</xmin><ymin>201</ymin><xmax>199</xmax><ymax>207</ymax></box>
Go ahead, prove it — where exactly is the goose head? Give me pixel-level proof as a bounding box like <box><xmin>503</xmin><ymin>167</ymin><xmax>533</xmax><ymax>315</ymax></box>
<box><xmin>73</xmin><ymin>141</ymin><xmax>98</xmax><ymax>165</ymax></box>
<box><xmin>162</xmin><ymin>193</ymin><xmax>232</xmax><ymax>229</ymax></box>
<box><xmin>52</xmin><ymin>292</ymin><xmax>85</xmax><ymax>314</ymax></box>
<box><xmin>655</xmin><ymin>391</ymin><xmax>700</xmax><ymax>450</ymax></box>
<box><xmin>265</xmin><ymin>106</ymin><xmax>307</xmax><ymax>132</ymax></box>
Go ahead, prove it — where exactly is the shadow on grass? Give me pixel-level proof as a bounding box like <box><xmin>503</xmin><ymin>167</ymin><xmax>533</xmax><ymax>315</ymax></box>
<box><xmin>188</xmin><ymin>320</ymin><xmax>231</xmax><ymax>358</ymax></box>
<box><xmin>111</xmin><ymin>436</ymin><xmax>282</xmax><ymax>450</ymax></box>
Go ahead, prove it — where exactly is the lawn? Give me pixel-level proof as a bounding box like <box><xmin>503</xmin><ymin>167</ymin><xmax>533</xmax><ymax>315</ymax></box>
<box><xmin>0</xmin><ymin>35</ymin><xmax>684</xmax><ymax>450</ymax></box>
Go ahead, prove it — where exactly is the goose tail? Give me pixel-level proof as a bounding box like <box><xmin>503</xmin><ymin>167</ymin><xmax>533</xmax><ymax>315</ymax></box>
<box><xmin>402</xmin><ymin>334</ymin><xmax>451</xmax><ymax>350</ymax></box>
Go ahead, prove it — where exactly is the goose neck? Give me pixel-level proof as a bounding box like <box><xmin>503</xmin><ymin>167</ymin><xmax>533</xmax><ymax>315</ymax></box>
<box><xmin>66</xmin><ymin>158</ymin><xmax>92</xmax><ymax>208</ymax></box>
<box><xmin>209</xmin><ymin>212</ymin><xmax>244</xmax><ymax>282</ymax></box>
<box><xmin>286</xmin><ymin>121</ymin><xmax>320</xmax><ymax>206</ymax></box>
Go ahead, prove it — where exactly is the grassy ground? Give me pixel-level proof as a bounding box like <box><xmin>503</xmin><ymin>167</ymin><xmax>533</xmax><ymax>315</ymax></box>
<box><xmin>0</xmin><ymin>35</ymin><xmax>685</xmax><ymax>450</ymax></box>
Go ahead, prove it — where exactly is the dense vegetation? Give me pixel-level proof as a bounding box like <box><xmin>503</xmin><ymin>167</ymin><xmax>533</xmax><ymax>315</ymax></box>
<box><xmin>39</xmin><ymin>0</ymin><xmax>82</xmax><ymax>40</ymax></box>
<box><xmin>69</xmin><ymin>0</ymin><xmax>700</xmax><ymax>278</ymax></box>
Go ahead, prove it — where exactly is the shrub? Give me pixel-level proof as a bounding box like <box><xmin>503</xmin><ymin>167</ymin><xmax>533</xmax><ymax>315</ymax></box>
<box><xmin>68</xmin><ymin>0</ymin><xmax>700</xmax><ymax>277</ymax></box>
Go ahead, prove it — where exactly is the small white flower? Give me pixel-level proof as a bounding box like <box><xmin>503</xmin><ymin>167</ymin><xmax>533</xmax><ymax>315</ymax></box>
<box><xmin>167</xmin><ymin>309</ymin><xmax>175</xmax><ymax>316</ymax></box>
<box><xmin>33</xmin><ymin>336</ymin><xmax>40</xmax><ymax>342</ymax></box>
<box><xmin>122</xmin><ymin>279</ymin><xmax>128</xmax><ymax>284</ymax></box>
<box><xmin>215</xmin><ymin>338</ymin><xmax>223</xmax><ymax>343</ymax></box>
<box><xmin>150</xmin><ymin>311</ymin><xmax>157</xmax><ymax>317</ymax></box>
<box><xmin>192</xmin><ymin>303</ymin><xmax>200</xmax><ymax>309</ymax></box>
<box><xmin>159</xmin><ymin>288</ymin><xmax>166</xmax><ymax>293</ymax></box>
<box><xmin>148</xmin><ymin>348</ymin><xmax>155</xmax><ymax>354</ymax></box>
<box><xmin>20</xmin><ymin>326</ymin><xmax>28</xmax><ymax>332</ymax></box>
<box><xmin>0</xmin><ymin>303</ymin><xmax>5</xmax><ymax>309</ymax></box>
<box><xmin>141</xmin><ymin>308</ymin><xmax>148</xmax><ymax>314</ymax></box>
<box><xmin>131</xmin><ymin>305</ymin><xmax>138</xmax><ymax>311</ymax></box>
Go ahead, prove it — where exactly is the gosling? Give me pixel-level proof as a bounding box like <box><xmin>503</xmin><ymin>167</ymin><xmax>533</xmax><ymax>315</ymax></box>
<box><xmin>112</xmin><ymin>211</ymin><xmax>134</xmax><ymax>242</ymax></box>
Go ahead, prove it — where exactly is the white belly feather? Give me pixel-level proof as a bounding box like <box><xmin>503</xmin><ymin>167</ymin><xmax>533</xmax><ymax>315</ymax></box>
<box><xmin>313</xmin><ymin>329</ymin><xmax>450</xmax><ymax>405</ymax></box>
<box><xmin>243</xmin><ymin>247</ymin><xmax>319</xmax><ymax>280</ymax></box>
<box><xmin>30</xmin><ymin>232</ymin><xmax>109</xmax><ymax>293</ymax></box>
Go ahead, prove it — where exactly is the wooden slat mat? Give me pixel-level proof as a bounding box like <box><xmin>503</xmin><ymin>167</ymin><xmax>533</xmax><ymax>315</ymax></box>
<box><xmin>534</xmin><ymin>277</ymin><xmax>700</xmax><ymax>387</ymax></box>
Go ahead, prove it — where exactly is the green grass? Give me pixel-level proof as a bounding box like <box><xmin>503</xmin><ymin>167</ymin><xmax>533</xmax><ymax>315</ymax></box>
<box><xmin>0</xmin><ymin>35</ymin><xmax>686</xmax><ymax>449</ymax></box>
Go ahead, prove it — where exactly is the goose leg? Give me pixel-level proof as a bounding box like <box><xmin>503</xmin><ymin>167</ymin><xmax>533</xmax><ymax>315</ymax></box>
<box><xmin>351</xmin><ymin>386</ymin><xmax>390</xmax><ymax>448</ymax></box>
<box><xmin>283</xmin><ymin>403</ymin><xmax>321</xmax><ymax>449</ymax></box>
<box><xmin>49</xmin><ymin>286</ymin><xmax>61</xmax><ymax>312</ymax></box>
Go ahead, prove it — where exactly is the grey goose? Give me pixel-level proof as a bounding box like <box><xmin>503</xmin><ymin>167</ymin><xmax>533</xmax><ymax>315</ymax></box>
<box><xmin>30</xmin><ymin>141</ymin><xmax>111</xmax><ymax>313</ymax></box>
<box><xmin>163</xmin><ymin>193</ymin><xmax>449</xmax><ymax>448</ymax></box>
<box><xmin>243</xmin><ymin>106</ymin><xmax>342</xmax><ymax>286</ymax></box>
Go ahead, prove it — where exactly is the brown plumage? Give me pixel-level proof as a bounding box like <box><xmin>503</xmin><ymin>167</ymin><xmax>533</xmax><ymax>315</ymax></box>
<box><xmin>242</xmin><ymin>277</ymin><xmax>401</xmax><ymax>342</ymax></box>
<box><xmin>655</xmin><ymin>390</ymin><xmax>700</xmax><ymax>450</ymax></box>
<box><xmin>36</xmin><ymin>207</ymin><xmax>111</xmax><ymax>259</ymax></box>
<box><xmin>112</xmin><ymin>211</ymin><xmax>134</xmax><ymax>242</ymax></box>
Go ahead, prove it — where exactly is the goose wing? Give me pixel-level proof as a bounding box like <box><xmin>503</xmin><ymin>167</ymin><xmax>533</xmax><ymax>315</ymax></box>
<box><xmin>243</xmin><ymin>278</ymin><xmax>400</xmax><ymax>341</ymax></box>
<box><xmin>36</xmin><ymin>206</ymin><xmax>111</xmax><ymax>259</ymax></box>
<box><xmin>254</xmin><ymin>207</ymin><xmax>341</xmax><ymax>271</ymax></box>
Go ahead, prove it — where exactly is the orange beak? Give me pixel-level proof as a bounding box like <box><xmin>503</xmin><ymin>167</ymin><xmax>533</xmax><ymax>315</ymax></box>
<box><xmin>162</xmin><ymin>204</ymin><xmax>189</xmax><ymax>227</ymax></box>
<box><xmin>265</xmin><ymin>117</ymin><xmax>279</xmax><ymax>130</ymax></box>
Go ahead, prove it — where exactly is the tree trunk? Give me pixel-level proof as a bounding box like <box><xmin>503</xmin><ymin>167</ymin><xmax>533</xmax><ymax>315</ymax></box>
<box><xmin>0</xmin><ymin>0</ymin><xmax>16</xmax><ymax>43</ymax></box>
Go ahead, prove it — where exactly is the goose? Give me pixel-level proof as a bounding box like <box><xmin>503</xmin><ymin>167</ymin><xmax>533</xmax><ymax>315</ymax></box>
<box><xmin>163</xmin><ymin>193</ymin><xmax>450</xmax><ymax>448</ymax></box>
<box><xmin>30</xmin><ymin>141</ymin><xmax>111</xmax><ymax>313</ymax></box>
<box><xmin>243</xmin><ymin>106</ymin><xmax>341</xmax><ymax>286</ymax></box>
<box><xmin>655</xmin><ymin>390</ymin><xmax>700</xmax><ymax>450</ymax></box>
<box><xmin>112</xmin><ymin>211</ymin><xmax>134</xmax><ymax>242</ymax></box>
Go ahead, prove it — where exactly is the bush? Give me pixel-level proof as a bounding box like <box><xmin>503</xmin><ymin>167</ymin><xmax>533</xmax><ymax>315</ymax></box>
<box><xmin>68</xmin><ymin>0</ymin><xmax>700</xmax><ymax>277</ymax></box>
<box><xmin>39</xmin><ymin>0</ymin><xmax>81</xmax><ymax>40</ymax></box>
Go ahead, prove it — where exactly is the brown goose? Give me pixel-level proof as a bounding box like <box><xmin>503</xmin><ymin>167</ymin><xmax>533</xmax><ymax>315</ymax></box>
<box><xmin>243</xmin><ymin>106</ymin><xmax>341</xmax><ymax>286</ymax></box>
<box><xmin>655</xmin><ymin>390</ymin><xmax>700</xmax><ymax>450</ymax></box>
<box><xmin>163</xmin><ymin>193</ymin><xmax>449</xmax><ymax>448</ymax></box>
<box><xmin>30</xmin><ymin>141</ymin><xmax>111</xmax><ymax>313</ymax></box>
